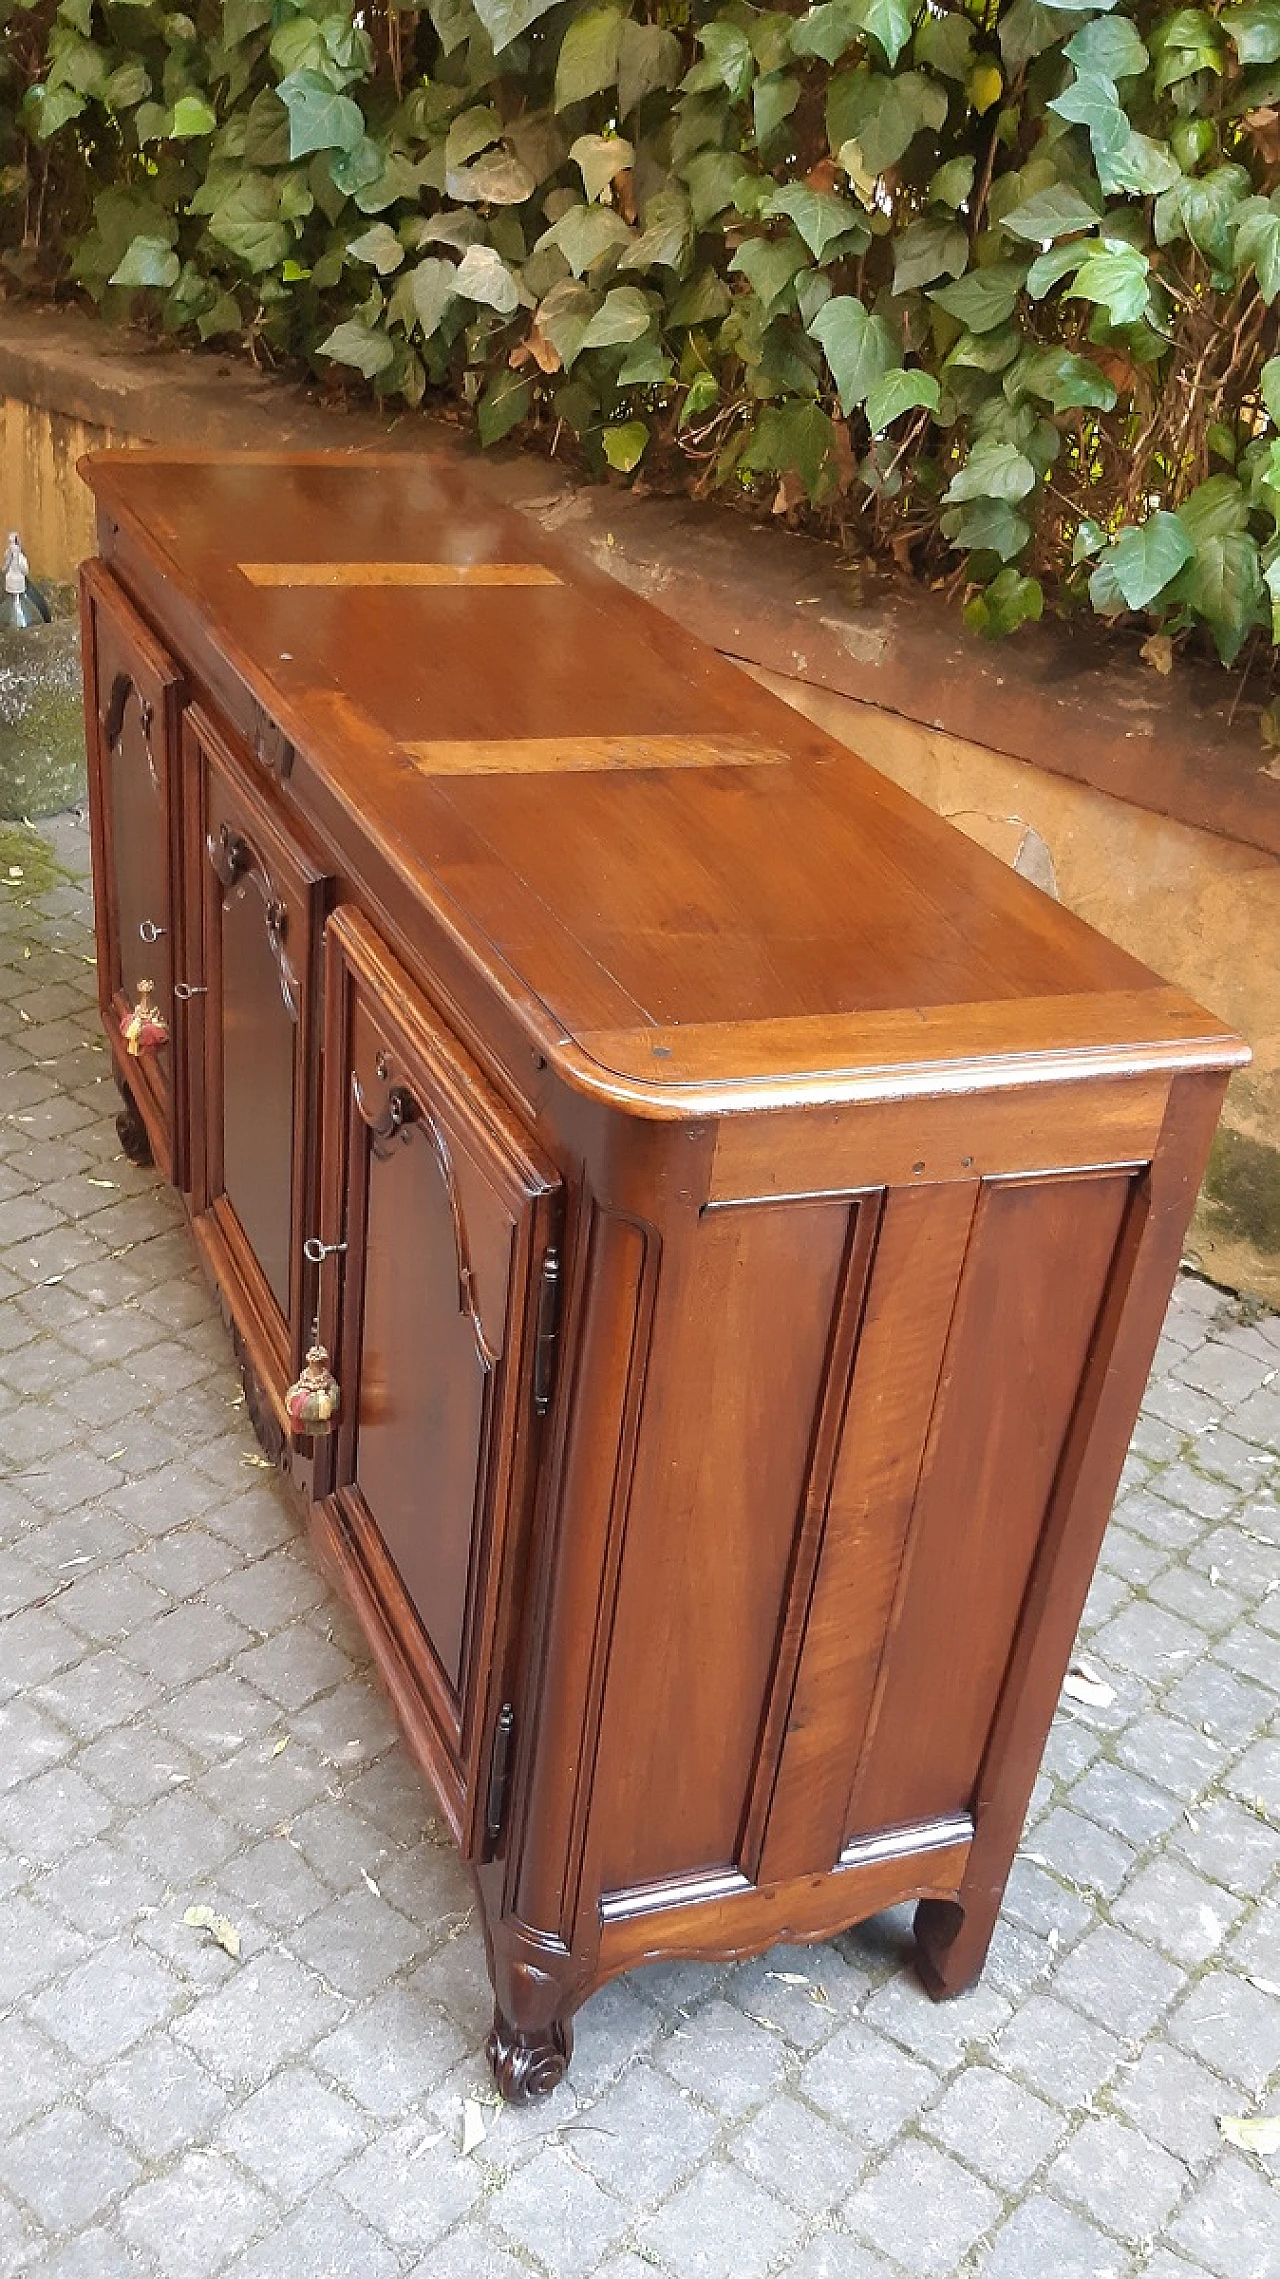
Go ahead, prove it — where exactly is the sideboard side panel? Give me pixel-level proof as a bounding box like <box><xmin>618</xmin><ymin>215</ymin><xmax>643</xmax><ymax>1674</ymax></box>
<box><xmin>846</xmin><ymin>1166</ymin><xmax>1134</xmax><ymax>1842</ymax></box>
<box><xmin>591</xmin><ymin>1198</ymin><xmax>852</xmax><ymax>1893</ymax></box>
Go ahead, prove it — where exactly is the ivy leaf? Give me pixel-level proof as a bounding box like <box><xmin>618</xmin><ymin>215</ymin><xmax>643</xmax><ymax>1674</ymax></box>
<box><xmin>447</xmin><ymin>151</ymin><xmax>538</xmax><ymax>205</ymax></box>
<box><xmin>1176</xmin><ymin>475</ymin><xmax>1250</xmax><ymax>542</ymax></box>
<box><xmin>1098</xmin><ymin>131</ymin><xmax>1182</xmax><ymax>199</ymax></box>
<box><xmin>943</xmin><ymin>440</ymin><xmax>1038</xmax><ymax>505</ymax></box>
<box><xmin>1001</xmin><ymin>184</ymin><xmax>1101</xmax><ymax>243</ymax></box>
<box><xmin>477</xmin><ymin>370</ymin><xmax>531</xmax><ymax>445</ymax></box>
<box><xmin>1172</xmin><ymin>533</ymin><xmax>1264</xmax><ymax>662</ymax></box>
<box><xmin>999</xmin><ymin>0</ymin><xmax>1074</xmax><ymax>69</ymax></box>
<box><xmin>807</xmin><ymin>293</ymin><xmax>897</xmax><ymax>412</ymax></box>
<box><xmin>791</xmin><ymin>0</ymin><xmax>862</xmax><ymax>67</ymax></box>
<box><xmin>930</xmin><ymin>262</ymin><xmax>1026</xmax><ymax>334</ymax></box>
<box><xmin>1099</xmin><ymin>512</ymin><xmax>1195</xmax><ymax>610</ymax></box>
<box><xmin>571</xmin><ymin>133</ymin><xmax>633</xmax><ymax>202</ymax></box>
<box><xmin>277</xmin><ymin>68</ymin><xmax>364</xmax><ymax>159</ymax></box>
<box><xmin>892</xmin><ymin>216</ymin><xmax>968</xmax><ymax>293</ymax></box>
<box><xmin>454</xmin><ymin>242</ymin><xmax>521</xmax><ymax>313</ymax></box>
<box><xmin>1224</xmin><ymin>0</ymin><xmax>1280</xmax><ymax>63</ymax></box>
<box><xmin>1026</xmin><ymin>241</ymin><xmax>1090</xmax><ymax>297</ymax></box>
<box><xmin>683</xmin><ymin>149</ymin><xmax>752</xmax><ymax>227</ymax></box>
<box><xmin>1235</xmin><ymin>200</ymin><xmax>1280</xmax><ymax>300</ymax></box>
<box><xmin>1151</xmin><ymin>6</ymin><xmax>1225</xmax><ymax>93</ymax></box>
<box><xmin>686</xmin><ymin>21</ymin><xmax>755</xmax><ymax>101</ymax></box>
<box><xmin>31</xmin><ymin>84</ymin><xmax>86</xmax><ymax>137</ymax></box>
<box><xmin>1261</xmin><ymin>353</ymin><xmax>1280</xmax><ymax>422</ymax></box>
<box><xmin>864</xmin><ymin>367</ymin><xmax>940</xmax><ymax>431</ymax></box>
<box><xmin>619</xmin><ymin>186</ymin><xmax>693</xmax><ymax>274</ymax></box>
<box><xmin>318</xmin><ymin>317</ymin><xmax>396</xmax><ymax>376</ymax></box>
<box><xmin>602</xmin><ymin>419</ymin><xmax>649</xmax><ymax>471</ymax></box>
<box><xmin>929</xmin><ymin>156</ymin><xmax>976</xmax><ymax>209</ymax></box>
<box><xmin>916</xmin><ymin>7</ymin><xmax>975</xmax><ymax>76</ymax></box>
<box><xmin>347</xmin><ymin>222</ymin><xmax>404</xmax><ymax>275</ymax></box>
<box><xmin>445</xmin><ymin>106</ymin><xmax>501</xmax><ymax>170</ymax></box>
<box><xmin>942</xmin><ymin>497</ymin><xmax>1032</xmax><ymax>560</ymax></box>
<box><xmin>539</xmin><ymin>202</ymin><xmax>633</xmax><ymax>276</ymax></box>
<box><xmin>407</xmin><ymin>257</ymin><xmax>457</xmax><ymax>339</ymax></box>
<box><xmin>109</xmin><ymin>234</ymin><xmax>181</xmax><ymax>289</ymax></box>
<box><xmin>828</xmin><ymin>69</ymin><xmax>948</xmax><ymax>176</ymax></box>
<box><xmin>729</xmin><ymin>234</ymin><xmax>811</xmax><ymax>314</ymax></box>
<box><xmin>104</xmin><ymin>61</ymin><xmax>151</xmax><ymax>110</ymax></box>
<box><xmin>556</xmin><ymin>4</ymin><xmax>624</xmax><ymax>108</ymax></box>
<box><xmin>1008</xmin><ymin>346</ymin><xmax>1117</xmax><ymax>411</ymax></box>
<box><xmin>853</xmin><ymin>0</ymin><xmax>915</xmax><ymax>69</ymax></box>
<box><xmin>470</xmin><ymin>0</ymin><xmax>562</xmax><ymax>51</ymax></box>
<box><xmin>577</xmin><ymin>283</ymin><xmax>652</xmax><ymax>350</ymax></box>
<box><xmin>1066</xmin><ymin>245</ymin><xmax>1151</xmax><ymax>325</ymax></box>
<box><xmin>741</xmin><ymin>401</ymin><xmax>837</xmax><ymax>501</ymax></box>
<box><xmin>963</xmin><ymin>568</ymin><xmax>1044</xmax><ymax>636</ymax></box>
<box><xmin>755</xmin><ymin>71</ymin><xmax>801</xmax><ymax>144</ymax></box>
<box><xmin>617</xmin><ymin>18</ymin><xmax>683</xmax><ymax>115</ymax></box>
<box><xmin>1064</xmin><ymin>15</ymin><xmax>1148</xmax><ymax>78</ymax></box>
<box><xmin>170</xmin><ymin>93</ymin><xmax>217</xmax><ymax>138</ymax></box>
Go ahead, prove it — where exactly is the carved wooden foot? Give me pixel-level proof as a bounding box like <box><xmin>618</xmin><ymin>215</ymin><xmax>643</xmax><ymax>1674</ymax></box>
<box><xmin>913</xmin><ymin>1895</ymin><xmax>993</xmax><ymax>2001</ymax></box>
<box><xmin>229</xmin><ymin>1320</ymin><xmax>287</xmax><ymax>1469</ymax></box>
<box><xmin>486</xmin><ymin>2006</ymin><xmax>573</xmax><ymax>2103</ymax></box>
<box><xmin>114</xmin><ymin>1078</ymin><xmax>153</xmax><ymax>1168</ymax></box>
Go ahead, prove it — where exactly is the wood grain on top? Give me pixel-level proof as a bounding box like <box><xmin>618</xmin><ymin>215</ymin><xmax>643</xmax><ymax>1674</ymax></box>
<box><xmin>82</xmin><ymin>449</ymin><xmax>1244</xmax><ymax>1093</ymax></box>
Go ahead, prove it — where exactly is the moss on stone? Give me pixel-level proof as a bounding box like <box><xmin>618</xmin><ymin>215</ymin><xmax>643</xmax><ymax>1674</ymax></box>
<box><xmin>1201</xmin><ymin>1124</ymin><xmax>1280</xmax><ymax>1260</ymax></box>
<box><xmin>0</xmin><ymin>615</ymin><xmax>86</xmax><ymax>820</ymax></box>
<box><xmin>0</xmin><ymin>820</ymin><xmax>74</xmax><ymax>899</ymax></box>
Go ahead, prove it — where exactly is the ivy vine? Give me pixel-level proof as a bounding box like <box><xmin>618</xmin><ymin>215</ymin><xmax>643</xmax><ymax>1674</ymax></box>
<box><xmin>7</xmin><ymin>0</ymin><xmax>1280</xmax><ymax>666</ymax></box>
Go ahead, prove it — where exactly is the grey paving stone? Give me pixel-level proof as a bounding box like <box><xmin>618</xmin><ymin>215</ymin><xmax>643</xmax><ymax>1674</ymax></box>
<box><xmin>922</xmin><ymin>2064</ymin><xmax>1067</xmax><ymax>2191</ymax></box>
<box><xmin>1109</xmin><ymin>2038</ymin><xmax>1242</xmax><ymax>2171</ymax></box>
<box><xmin>57</xmin><ymin>1563</ymin><xmax>170</xmax><ymax>1643</ymax></box>
<box><xmin>219</xmin><ymin>2066</ymin><xmax>369</xmax><ymax>2204</ymax></box>
<box><xmin>32</xmin><ymin>1646</ymin><xmax>161</xmax><ymax>1738</ymax></box>
<box><xmin>197</xmin><ymin>1738</ymin><xmax>333</xmax><ymax>1835</ymax></box>
<box><xmin>219</xmin><ymin>1834</ymin><xmax>335</xmax><ymax>1934</ymax></box>
<box><xmin>1023</xmin><ymin>1806</ymin><xmax>1137</xmax><ymax>1900</ymax></box>
<box><xmin>311</xmin><ymin>1984</ymin><xmax>469</xmax><ymax>2118</ymax></box>
<box><xmin>1173</xmin><ymin>1797</ymin><xmax>1280</xmax><ymax>1899</ymax></box>
<box><xmin>0</xmin><ymin>1695</ymin><xmax>74</xmax><ymax>1789</ymax></box>
<box><xmin>540</xmin><ymin>1971</ymin><xmax>658</xmax><ymax>2098</ymax></box>
<box><xmin>1046</xmin><ymin>2114</ymin><xmax>1187</xmax><ymax>2246</ymax></box>
<box><xmin>285</xmin><ymin>1676</ymin><xmax>398</xmax><ymax>1769</ymax></box>
<box><xmin>1113</xmin><ymin>1713</ymin><xmax>1229</xmax><ymax>1801</ymax></box>
<box><xmin>993</xmin><ymin>1995</ymin><xmax>1127</xmax><ymax>2110</ymax></box>
<box><xmin>861</xmin><ymin>1969</ymin><xmax>1012</xmax><ymax>2071</ymax></box>
<box><xmin>637</xmin><ymin>2157</ymin><xmax>805</xmax><ymax>2279</ymax></box>
<box><xmin>1112</xmin><ymin>1856</ymin><xmax>1246</xmax><ymax>1968</ymax></box>
<box><xmin>1069</xmin><ymin>1759</ymin><xmax>1188</xmax><ymax>1847</ymax></box>
<box><xmin>334</xmin><ymin>2117</ymin><xmax>482</xmax><ymax>2255</ymax></box>
<box><xmin>1051</xmin><ymin>1924</ymin><xmax>1187</xmax><ymax>2040</ymax></box>
<box><xmin>0</xmin><ymin>2104</ymin><xmax>139</xmax><ymax>2235</ymax></box>
<box><xmin>1169</xmin><ymin>2154</ymin><xmax>1280</xmax><ymax>2279</ymax></box>
<box><xmin>23</xmin><ymin>2224</ymin><xmax>158</xmax><ymax>2279</ymax></box>
<box><xmin>117</xmin><ymin>2150</ymin><xmax>274</xmax><ymax>2279</ymax></box>
<box><xmin>0</xmin><ymin>1604</ymin><xmax>82</xmax><ymax>1693</ymax></box>
<box><xmin>1227</xmin><ymin>1735</ymin><xmax>1280</xmax><ymax>1815</ymax></box>
<box><xmin>0</xmin><ymin>1896</ymin><xmax>90</xmax><ymax>2011</ymax></box>
<box><xmin>1169</xmin><ymin>1970</ymin><xmax>1280</xmax><ymax>2093</ymax></box>
<box><xmin>845</xmin><ymin>2139</ymin><xmax>1002</xmax><ymax>2272</ymax></box>
<box><xmin>29</xmin><ymin>1937</ymin><xmax>184</xmax><ymax>2065</ymax></box>
<box><xmin>568</xmin><ymin>2059</ymin><xmax>721</xmax><ymax>2207</ymax></box>
<box><xmin>976</xmin><ymin>2192</ymin><xmax>1133</xmax><ymax>2279</ymax></box>
<box><xmin>1090</xmin><ymin>1600</ymin><xmax>1208</xmax><ymax>1683</ymax></box>
<box><xmin>122</xmin><ymin>1600</ymin><xmax>255</xmax><ymax>1687</ymax></box>
<box><xmin>0</xmin><ymin>1763</ymin><xmax>114</xmax><ymax>1864</ymax></box>
<box><xmin>1001</xmin><ymin>1856</ymin><xmax>1097</xmax><ymax>1946</ymax></box>
<box><xmin>86</xmin><ymin>2034</ymin><xmax>229</xmax><ymax>2162</ymax></box>
<box><xmin>235</xmin><ymin>1626</ymin><xmax>354</xmax><ymax>1711</ymax></box>
<box><xmin>171</xmin><ymin>1951</ymin><xmax>347</xmax><ymax>2089</ymax></box>
<box><xmin>1164</xmin><ymin>1659</ymin><xmax>1276</xmax><ymax>1750</ymax></box>
<box><xmin>727</xmin><ymin>2085</ymin><xmax>864</xmax><ymax>2215</ymax></box>
<box><xmin>285</xmin><ymin>1884</ymin><xmax>428</xmax><ymax>1999</ymax></box>
<box><xmin>76</xmin><ymin>1722</ymin><xmax>200</xmax><ymax>1809</ymax></box>
<box><xmin>117</xmin><ymin>1789</ymin><xmax>242</xmax><ymax>1884</ymax></box>
<box><xmin>800</xmin><ymin>2021</ymin><xmax>939</xmax><ymax>2145</ymax></box>
<box><xmin>657</xmin><ymin>1993</ymin><xmax>790</xmax><ymax>2117</ymax></box>
<box><xmin>151</xmin><ymin>1669</ymin><xmax>280</xmax><ymax>1763</ymax></box>
<box><xmin>221</xmin><ymin>2191</ymin><xmax>402</xmax><ymax>2279</ymax></box>
<box><xmin>778</xmin><ymin>2237</ymin><xmax>900</xmax><ymax>2279</ymax></box>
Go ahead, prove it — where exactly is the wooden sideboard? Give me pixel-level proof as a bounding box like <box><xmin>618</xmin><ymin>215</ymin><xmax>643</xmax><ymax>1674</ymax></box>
<box><xmin>79</xmin><ymin>449</ymin><xmax>1246</xmax><ymax>2101</ymax></box>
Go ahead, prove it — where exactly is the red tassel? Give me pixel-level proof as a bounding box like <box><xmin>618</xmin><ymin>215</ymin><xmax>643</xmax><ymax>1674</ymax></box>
<box><xmin>121</xmin><ymin>979</ymin><xmax>168</xmax><ymax>1056</ymax></box>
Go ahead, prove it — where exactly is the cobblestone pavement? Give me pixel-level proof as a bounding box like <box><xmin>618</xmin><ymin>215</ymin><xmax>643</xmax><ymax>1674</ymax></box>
<box><xmin>0</xmin><ymin>812</ymin><xmax>1277</xmax><ymax>2279</ymax></box>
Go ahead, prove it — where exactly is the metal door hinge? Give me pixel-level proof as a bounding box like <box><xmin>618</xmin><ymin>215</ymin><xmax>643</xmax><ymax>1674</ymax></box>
<box><xmin>532</xmin><ymin>1244</ymin><xmax>561</xmax><ymax>1419</ymax></box>
<box><xmin>485</xmin><ymin>1702</ymin><xmax>516</xmax><ymax>1848</ymax></box>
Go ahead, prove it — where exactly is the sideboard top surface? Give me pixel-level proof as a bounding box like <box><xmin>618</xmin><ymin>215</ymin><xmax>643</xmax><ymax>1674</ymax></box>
<box><xmin>83</xmin><ymin>449</ymin><xmax>1244</xmax><ymax>1110</ymax></box>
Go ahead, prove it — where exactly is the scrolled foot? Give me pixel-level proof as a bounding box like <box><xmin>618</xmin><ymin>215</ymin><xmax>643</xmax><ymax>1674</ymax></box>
<box><xmin>114</xmin><ymin>1082</ymin><xmax>153</xmax><ymax>1168</ymax></box>
<box><xmin>486</xmin><ymin>2006</ymin><xmax>573</xmax><ymax>2103</ymax></box>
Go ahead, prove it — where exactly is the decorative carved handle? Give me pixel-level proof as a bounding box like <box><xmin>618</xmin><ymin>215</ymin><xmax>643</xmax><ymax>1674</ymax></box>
<box><xmin>352</xmin><ymin>1059</ymin><xmax>497</xmax><ymax>1371</ymax></box>
<box><xmin>205</xmin><ymin>823</ymin><xmax>299</xmax><ymax>1020</ymax></box>
<box><xmin>103</xmin><ymin>672</ymin><xmax>153</xmax><ymax>757</ymax></box>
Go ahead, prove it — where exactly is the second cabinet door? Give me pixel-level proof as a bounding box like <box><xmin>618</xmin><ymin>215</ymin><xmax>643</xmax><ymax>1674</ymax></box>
<box><xmin>185</xmin><ymin>707</ymin><xmax>326</xmax><ymax>1415</ymax></box>
<box><xmin>316</xmin><ymin>908</ymin><xmax>561</xmax><ymax>1852</ymax></box>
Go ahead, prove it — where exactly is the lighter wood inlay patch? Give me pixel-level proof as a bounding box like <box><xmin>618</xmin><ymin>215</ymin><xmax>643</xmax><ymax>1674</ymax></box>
<box><xmin>401</xmin><ymin>735</ymin><xmax>785</xmax><ymax>777</ymax></box>
<box><xmin>238</xmin><ymin>561</ymin><xmax>563</xmax><ymax>588</ymax></box>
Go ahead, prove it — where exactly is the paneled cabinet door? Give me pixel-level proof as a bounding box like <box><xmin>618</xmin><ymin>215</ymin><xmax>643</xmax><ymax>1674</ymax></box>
<box><xmin>184</xmin><ymin>707</ymin><xmax>326</xmax><ymax>1416</ymax></box>
<box><xmin>80</xmin><ymin>563</ymin><xmax>185</xmax><ymax>1182</ymax></box>
<box><xmin>316</xmin><ymin>908</ymin><xmax>562</xmax><ymax>1856</ymax></box>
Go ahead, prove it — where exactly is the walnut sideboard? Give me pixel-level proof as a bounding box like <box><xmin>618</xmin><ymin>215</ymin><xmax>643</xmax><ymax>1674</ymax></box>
<box><xmin>79</xmin><ymin>448</ymin><xmax>1246</xmax><ymax>2100</ymax></box>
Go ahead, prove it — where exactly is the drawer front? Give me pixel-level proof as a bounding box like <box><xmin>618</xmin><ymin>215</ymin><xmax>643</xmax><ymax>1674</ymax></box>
<box><xmin>316</xmin><ymin>908</ymin><xmax>560</xmax><ymax>1853</ymax></box>
<box><xmin>185</xmin><ymin>706</ymin><xmax>327</xmax><ymax>1405</ymax></box>
<box><xmin>80</xmin><ymin>563</ymin><xmax>185</xmax><ymax>1181</ymax></box>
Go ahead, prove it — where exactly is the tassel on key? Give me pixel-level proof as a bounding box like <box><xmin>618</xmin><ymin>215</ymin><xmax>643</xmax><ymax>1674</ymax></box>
<box><xmin>121</xmin><ymin>978</ymin><xmax>169</xmax><ymax>1056</ymax></box>
<box><xmin>285</xmin><ymin>1342</ymin><xmax>341</xmax><ymax>1436</ymax></box>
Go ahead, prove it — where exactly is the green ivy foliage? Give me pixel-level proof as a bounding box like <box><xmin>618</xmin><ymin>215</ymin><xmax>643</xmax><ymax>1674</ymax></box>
<box><xmin>7</xmin><ymin>0</ymin><xmax>1280</xmax><ymax>661</ymax></box>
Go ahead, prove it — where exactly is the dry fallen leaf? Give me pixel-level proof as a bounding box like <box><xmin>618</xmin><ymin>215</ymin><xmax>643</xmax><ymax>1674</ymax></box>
<box><xmin>766</xmin><ymin>1971</ymin><xmax>810</xmax><ymax>1987</ymax></box>
<box><xmin>461</xmin><ymin>2097</ymin><xmax>487</xmax><ymax>2155</ymax></box>
<box><xmin>271</xmin><ymin>1735</ymin><xmax>290</xmax><ymax>1757</ymax></box>
<box><xmin>184</xmin><ymin>1904</ymin><xmax>241</xmax><ymax>1959</ymax></box>
<box><xmin>1218</xmin><ymin>2114</ymin><xmax>1280</xmax><ymax>2154</ymax></box>
<box><xmin>1062</xmin><ymin>1661</ymin><xmax>1116</xmax><ymax>1710</ymax></box>
<box><xmin>360</xmin><ymin>1867</ymin><xmax>382</xmax><ymax>1899</ymax></box>
<box><xmin>1140</xmin><ymin>633</ymin><xmax>1174</xmax><ymax>676</ymax></box>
